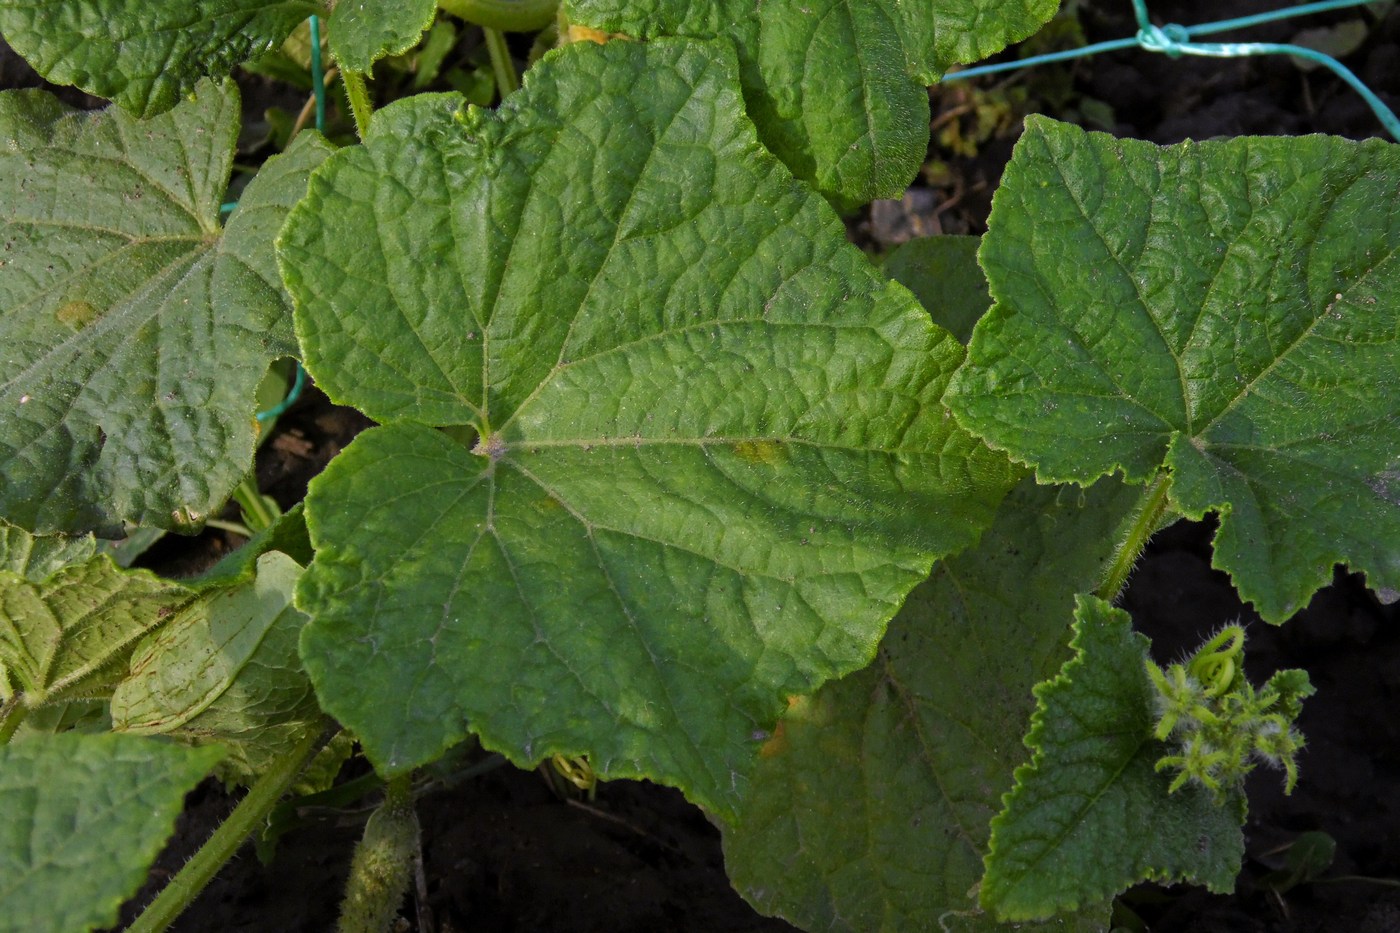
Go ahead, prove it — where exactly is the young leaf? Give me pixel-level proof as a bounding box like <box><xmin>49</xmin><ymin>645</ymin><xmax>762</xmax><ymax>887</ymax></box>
<box><xmin>565</xmin><ymin>0</ymin><xmax>1059</xmax><ymax>204</ymax></box>
<box><xmin>0</xmin><ymin>559</ymin><xmax>193</xmax><ymax>707</ymax></box>
<box><xmin>280</xmin><ymin>39</ymin><xmax>1013</xmax><ymax>816</ymax></box>
<box><xmin>0</xmin><ymin>0</ymin><xmax>320</xmax><ymax>117</ymax></box>
<box><xmin>0</xmin><ymin>83</ymin><xmax>332</xmax><ymax>535</ymax></box>
<box><xmin>721</xmin><ymin>476</ymin><xmax>1140</xmax><ymax>932</ymax></box>
<box><xmin>111</xmin><ymin>551</ymin><xmax>320</xmax><ymax>784</ymax></box>
<box><xmin>980</xmin><ymin>595</ymin><xmax>1245</xmax><ymax>921</ymax></box>
<box><xmin>0</xmin><ymin>733</ymin><xmax>223</xmax><ymax>933</ymax></box>
<box><xmin>329</xmin><ymin>0</ymin><xmax>439</xmax><ymax>73</ymax></box>
<box><xmin>946</xmin><ymin>117</ymin><xmax>1400</xmax><ymax>621</ymax></box>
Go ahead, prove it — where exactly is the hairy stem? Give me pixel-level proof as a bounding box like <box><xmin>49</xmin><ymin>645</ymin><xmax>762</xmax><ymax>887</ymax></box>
<box><xmin>127</xmin><ymin>724</ymin><xmax>335</xmax><ymax>933</ymax></box>
<box><xmin>483</xmin><ymin>27</ymin><xmax>520</xmax><ymax>98</ymax></box>
<box><xmin>342</xmin><ymin>69</ymin><xmax>374</xmax><ymax>139</ymax></box>
<box><xmin>1096</xmin><ymin>471</ymin><xmax>1175</xmax><ymax>603</ymax></box>
<box><xmin>438</xmin><ymin>0</ymin><xmax>558</xmax><ymax>32</ymax></box>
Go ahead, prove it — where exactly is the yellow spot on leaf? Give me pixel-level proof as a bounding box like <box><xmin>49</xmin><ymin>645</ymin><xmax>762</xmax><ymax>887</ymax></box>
<box><xmin>732</xmin><ymin>440</ymin><xmax>786</xmax><ymax>467</ymax></box>
<box><xmin>55</xmin><ymin>300</ymin><xmax>98</xmax><ymax>330</ymax></box>
<box><xmin>565</xmin><ymin>24</ymin><xmax>626</xmax><ymax>45</ymax></box>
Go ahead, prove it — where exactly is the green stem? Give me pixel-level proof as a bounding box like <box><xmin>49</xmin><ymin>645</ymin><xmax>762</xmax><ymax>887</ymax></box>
<box><xmin>0</xmin><ymin>696</ymin><xmax>27</xmax><ymax>745</ymax></box>
<box><xmin>231</xmin><ymin>475</ymin><xmax>280</xmax><ymax>534</ymax></box>
<box><xmin>1095</xmin><ymin>471</ymin><xmax>1175</xmax><ymax>603</ymax></box>
<box><xmin>204</xmin><ymin>518</ymin><xmax>253</xmax><ymax>538</ymax></box>
<box><xmin>437</xmin><ymin>0</ymin><xmax>558</xmax><ymax>32</ymax></box>
<box><xmin>342</xmin><ymin>69</ymin><xmax>374</xmax><ymax>139</ymax></box>
<box><xmin>127</xmin><ymin>724</ymin><xmax>335</xmax><ymax>933</ymax></box>
<box><xmin>483</xmin><ymin>27</ymin><xmax>520</xmax><ymax>98</ymax></box>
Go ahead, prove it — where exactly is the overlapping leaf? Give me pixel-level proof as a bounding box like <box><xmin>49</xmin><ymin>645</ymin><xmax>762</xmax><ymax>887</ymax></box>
<box><xmin>280</xmin><ymin>39</ymin><xmax>1012</xmax><ymax>815</ymax></box>
<box><xmin>0</xmin><ymin>82</ymin><xmax>331</xmax><ymax>534</ymax></box>
<box><xmin>0</xmin><ymin>0</ymin><xmax>320</xmax><ymax>116</ymax></box>
<box><xmin>112</xmin><ymin>551</ymin><xmax>319</xmax><ymax>784</ymax></box>
<box><xmin>0</xmin><ymin>734</ymin><xmax>223</xmax><ymax>933</ymax></box>
<box><xmin>0</xmin><ymin>522</ymin><xmax>95</xmax><ymax>582</ymax></box>
<box><xmin>329</xmin><ymin>0</ymin><xmax>439</xmax><ymax>73</ymax></box>
<box><xmin>565</xmin><ymin>0</ymin><xmax>1059</xmax><ymax>203</ymax></box>
<box><xmin>0</xmin><ymin>558</ymin><xmax>192</xmax><ymax>707</ymax></box>
<box><xmin>0</xmin><ymin>0</ymin><xmax>452</xmax><ymax>116</ymax></box>
<box><xmin>722</xmin><ymin>477</ymin><xmax>1138</xmax><ymax>931</ymax></box>
<box><xmin>947</xmin><ymin>117</ymin><xmax>1400</xmax><ymax>620</ymax></box>
<box><xmin>980</xmin><ymin>596</ymin><xmax>1245</xmax><ymax>920</ymax></box>
<box><xmin>883</xmin><ymin>233</ymin><xmax>989</xmax><ymax>345</ymax></box>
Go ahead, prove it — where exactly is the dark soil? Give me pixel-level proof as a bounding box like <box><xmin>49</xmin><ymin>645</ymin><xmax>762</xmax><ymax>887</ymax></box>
<box><xmin>7</xmin><ymin>0</ymin><xmax>1396</xmax><ymax>929</ymax></box>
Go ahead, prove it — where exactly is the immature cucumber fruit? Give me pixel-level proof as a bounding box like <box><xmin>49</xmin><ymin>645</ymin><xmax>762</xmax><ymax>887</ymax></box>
<box><xmin>337</xmin><ymin>785</ymin><xmax>421</xmax><ymax>933</ymax></box>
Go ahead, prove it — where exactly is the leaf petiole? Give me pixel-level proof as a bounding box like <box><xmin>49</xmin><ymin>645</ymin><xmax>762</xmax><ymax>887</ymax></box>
<box><xmin>127</xmin><ymin>723</ymin><xmax>336</xmax><ymax>933</ymax></box>
<box><xmin>231</xmin><ymin>475</ymin><xmax>281</xmax><ymax>534</ymax></box>
<box><xmin>342</xmin><ymin>69</ymin><xmax>374</xmax><ymax>138</ymax></box>
<box><xmin>483</xmin><ymin>27</ymin><xmax>519</xmax><ymax>98</ymax></box>
<box><xmin>1096</xmin><ymin>471</ymin><xmax>1175</xmax><ymax>602</ymax></box>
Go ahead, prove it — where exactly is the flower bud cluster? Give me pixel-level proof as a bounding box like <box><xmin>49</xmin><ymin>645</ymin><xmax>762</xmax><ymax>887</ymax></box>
<box><xmin>1145</xmin><ymin>626</ymin><xmax>1312</xmax><ymax>802</ymax></box>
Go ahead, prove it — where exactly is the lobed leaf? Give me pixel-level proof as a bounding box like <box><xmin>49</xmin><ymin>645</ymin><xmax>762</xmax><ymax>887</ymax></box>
<box><xmin>0</xmin><ymin>734</ymin><xmax>223</xmax><ymax>933</ymax></box>
<box><xmin>280</xmin><ymin>38</ymin><xmax>1013</xmax><ymax>816</ymax></box>
<box><xmin>980</xmin><ymin>595</ymin><xmax>1245</xmax><ymax>919</ymax></box>
<box><xmin>722</xmin><ymin>476</ymin><xmax>1137</xmax><ymax>931</ymax></box>
<box><xmin>0</xmin><ymin>0</ymin><xmax>320</xmax><ymax>117</ymax></box>
<box><xmin>565</xmin><ymin>0</ymin><xmax>1060</xmax><ymax>204</ymax></box>
<box><xmin>947</xmin><ymin>117</ymin><xmax>1400</xmax><ymax>620</ymax></box>
<box><xmin>0</xmin><ymin>82</ymin><xmax>332</xmax><ymax>535</ymax></box>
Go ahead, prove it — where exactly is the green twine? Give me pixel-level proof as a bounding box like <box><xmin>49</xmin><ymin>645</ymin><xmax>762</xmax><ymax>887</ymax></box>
<box><xmin>310</xmin><ymin>13</ymin><xmax>326</xmax><ymax>133</ymax></box>
<box><xmin>943</xmin><ymin>0</ymin><xmax>1400</xmax><ymax>142</ymax></box>
<box><xmin>256</xmin><ymin>360</ymin><xmax>307</xmax><ymax>423</ymax></box>
<box><xmin>233</xmin><ymin>13</ymin><xmax>328</xmax><ymax>422</ymax></box>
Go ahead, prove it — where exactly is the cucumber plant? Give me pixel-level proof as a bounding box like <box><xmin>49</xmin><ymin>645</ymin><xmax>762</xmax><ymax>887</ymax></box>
<box><xmin>1</xmin><ymin>1</ymin><xmax>1394</xmax><ymax>931</ymax></box>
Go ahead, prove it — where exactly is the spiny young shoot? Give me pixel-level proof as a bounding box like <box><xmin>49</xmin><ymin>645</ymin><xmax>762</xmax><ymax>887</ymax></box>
<box><xmin>1146</xmin><ymin>626</ymin><xmax>1313</xmax><ymax>801</ymax></box>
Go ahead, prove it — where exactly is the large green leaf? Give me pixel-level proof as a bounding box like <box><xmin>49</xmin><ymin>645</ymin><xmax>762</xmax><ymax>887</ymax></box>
<box><xmin>0</xmin><ymin>733</ymin><xmax>222</xmax><ymax>933</ymax></box>
<box><xmin>946</xmin><ymin>117</ymin><xmax>1400</xmax><ymax>621</ymax></box>
<box><xmin>280</xmin><ymin>39</ymin><xmax>1012</xmax><ymax>816</ymax></box>
<box><xmin>112</xmin><ymin>551</ymin><xmax>320</xmax><ymax>784</ymax></box>
<box><xmin>722</xmin><ymin>477</ymin><xmax>1138</xmax><ymax>931</ymax></box>
<box><xmin>0</xmin><ymin>0</ymin><xmax>320</xmax><ymax>116</ymax></box>
<box><xmin>0</xmin><ymin>83</ymin><xmax>332</xmax><ymax>535</ymax></box>
<box><xmin>565</xmin><ymin>0</ymin><xmax>1059</xmax><ymax>204</ymax></box>
<box><xmin>980</xmin><ymin>596</ymin><xmax>1245</xmax><ymax>920</ymax></box>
